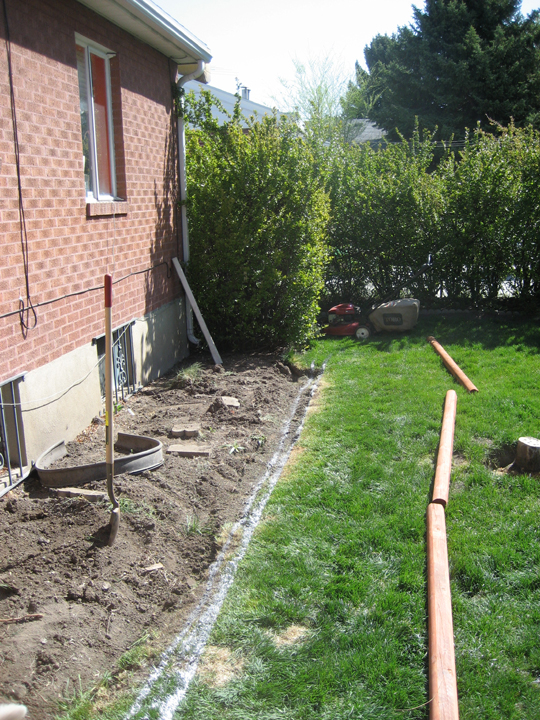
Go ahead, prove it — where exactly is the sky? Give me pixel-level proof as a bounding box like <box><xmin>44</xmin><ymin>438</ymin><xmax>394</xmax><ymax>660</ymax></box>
<box><xmin>156</xmin><ymin>0</ymin><xmax>540</xmax><ymax>108</ymax></box>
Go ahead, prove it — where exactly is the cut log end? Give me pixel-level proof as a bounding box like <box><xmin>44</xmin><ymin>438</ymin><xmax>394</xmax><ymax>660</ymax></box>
<box><xmin>515</xmin><ymin>436</ymin><xmax>540</xmax><ymax>472</ymax></box>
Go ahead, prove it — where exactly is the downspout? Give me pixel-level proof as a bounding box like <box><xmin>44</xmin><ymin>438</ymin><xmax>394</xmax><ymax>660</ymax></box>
<box><xmin>177</xmin><ymin>60</ymin><xmax>205</xmax><ymax>346</ymax></box>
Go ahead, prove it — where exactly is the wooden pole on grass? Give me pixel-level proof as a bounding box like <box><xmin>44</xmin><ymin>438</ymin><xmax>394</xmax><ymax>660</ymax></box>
<box><xmin>427</xmin><ymin>337</ymin><xmax>478</xmax><ymax>393</ymax></box>
<box><xmin>105</xmin><ymin>274</ymin><xmax>120</xmax><ymax>545</ymax></box>
<box><xmin>432</xmin><ymin>390</ymin><xmax>457</xmax><ymax>507</ymax></box>
<box><xmin>427</xmin><ymin>502</ymin><xmax>459</xmax><ymax>720</ymax></box>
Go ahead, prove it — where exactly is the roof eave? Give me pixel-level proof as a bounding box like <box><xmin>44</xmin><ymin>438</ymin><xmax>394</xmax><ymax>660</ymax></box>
<box><xmin>76</xmin><ymin>0</ymin><xmax>212</xmax><ymax>65</ymax></box>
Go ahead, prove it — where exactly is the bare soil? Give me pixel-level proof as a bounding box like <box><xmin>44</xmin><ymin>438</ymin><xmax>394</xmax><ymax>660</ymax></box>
<box><xmin>0</xmin><ymin>353</ymin><xmax>309</xmax><ymax>719</ymax></box>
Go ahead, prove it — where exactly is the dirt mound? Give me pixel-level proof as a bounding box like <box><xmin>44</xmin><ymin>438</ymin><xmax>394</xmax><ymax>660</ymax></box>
<box><xmin>0</xmin><ymin>353</ymin><xmax>309</xmax><ymax>719</ymax></box>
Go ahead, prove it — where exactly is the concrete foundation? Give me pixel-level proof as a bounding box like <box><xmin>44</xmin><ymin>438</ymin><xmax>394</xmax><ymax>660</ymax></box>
<box><xmin>131</xmin><ymin>298</ymin><xmax>187</xmax><ymax>385</ymax></box>
<box><xmin>20</xmin><ymin>344</ymin><xmax>103</xmax><ymax>463</ymax></box>
<box><xmin>17</xmin><ymin>298</ymin><xmax>188</xmax><ymax>463</ymax></box>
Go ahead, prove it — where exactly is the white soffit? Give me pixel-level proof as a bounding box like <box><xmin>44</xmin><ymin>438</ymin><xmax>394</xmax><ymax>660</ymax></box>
<box><xmin>76</xmin><ymin>0</ymin><xmax>212</xmax><ymax>65</ymax></box>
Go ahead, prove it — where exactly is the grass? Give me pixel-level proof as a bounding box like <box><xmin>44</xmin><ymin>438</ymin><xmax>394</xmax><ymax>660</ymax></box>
<box><xmin>117</xmin><ymin>497</ymin><xmax>157</xmax><ymax>519</ymax></box>
<box><xmin>55</xmin><ymin>633</ymin><xmax>160</xmax><ymax>720</ymax></box>
<box><xmin>58</xmin><ymin>314</ymin><xmax>540</xmax><ymax>719</ymax></box>
<box><xmin>173</xmin><ymin>314</ymin><xmax>540</xmax><ymax>719</ymax></box>
<box><xmin>184</xmin><ymin>512</ymin><xmax>214</xmax><ymax>536</ymax></box>
<box><xmin>172</xmin><ymin>362</ymin><xmax>204</xmax><ymax>388</ymax></box>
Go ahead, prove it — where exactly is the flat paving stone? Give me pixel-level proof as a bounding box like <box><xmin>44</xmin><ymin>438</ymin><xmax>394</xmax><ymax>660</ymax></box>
<box><xmin>171</xmin><ymin>422</ymin><xmax>201</xmax><ymax>438</ymax></box>
<box><xmin>221</xmin><ymin>396</ymin><xmax>240</xmax><ymax>408</ymax></box>
<box><xmin>55</xmin><ymin>488</ymin><xmax>106</xmax><ymax>502</ymax></box>
<box><xmin>167</xmin><ymin>443</ymin><xmax>211</xmax><ymax>457</ymax></box>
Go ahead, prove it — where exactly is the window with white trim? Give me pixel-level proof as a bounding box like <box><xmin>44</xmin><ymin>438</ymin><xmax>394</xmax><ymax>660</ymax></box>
<box><xmin>76</xmin><ymin>37</ymin><xmax>117</xmax><ymax>201</ymax></box>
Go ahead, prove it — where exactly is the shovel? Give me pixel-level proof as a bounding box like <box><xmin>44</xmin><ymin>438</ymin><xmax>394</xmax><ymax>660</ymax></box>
<box><xmin>104</xmin><ymin>274</ymin><xmax>120</xmax><ymax>545</ymax></box>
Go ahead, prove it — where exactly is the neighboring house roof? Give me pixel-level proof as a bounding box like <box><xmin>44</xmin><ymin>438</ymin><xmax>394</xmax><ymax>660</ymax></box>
<box><xmin>349</xmin><ymin>119</ymin><xmax>386</xmax><ymax>144</ymax></box>
<box><xmin>76</xmin><ymin>0</ymin><xmax>212</xmax><ymax>67</ymax></box>
<box><xmin>183</xmin><ymin>81</ymin><xmax>281</xmax><ymax>126</ymax></box>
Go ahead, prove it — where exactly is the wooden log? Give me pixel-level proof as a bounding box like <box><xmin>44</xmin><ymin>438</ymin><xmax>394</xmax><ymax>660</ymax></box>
<box><xmin>427</xmin><ymin>503</ymin><xmax>460</xmax><ymax>720</ymax></box>
<box><xmin>516</xmin><ymin>437</ymin><xmax>540</xmax><ymax>472</ymax></box>
<box><xmin>432</xmin><ymin>390</ymin><xmax>458</xmax><ymax>507</ymax></box>
<box><xmin>427</xmin><ymin>337</ymin><xmax>478</xmax><ymax>393</ymax></box>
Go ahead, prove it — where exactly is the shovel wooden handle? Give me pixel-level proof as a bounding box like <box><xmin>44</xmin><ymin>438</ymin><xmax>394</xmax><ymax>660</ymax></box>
<box><xmin>105</xmin><ymin>274</ymin><xmax>119</xmax><ymax>545</ymax></box>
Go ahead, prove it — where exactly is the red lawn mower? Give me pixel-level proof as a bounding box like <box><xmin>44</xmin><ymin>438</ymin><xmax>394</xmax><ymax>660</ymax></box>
<box><xmin>322</xmin><ymin>299</ymin><xmax>420</xmax><ymax>340</ymax></box>
<box><xmin>322</xmin><ymin>260</ymin><xmax>431</xmax><ymax>340</ymax></box>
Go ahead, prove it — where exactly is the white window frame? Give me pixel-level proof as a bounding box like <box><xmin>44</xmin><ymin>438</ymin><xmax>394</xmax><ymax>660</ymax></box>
<box><xmin>75</xmin><ymin>34</ymin><xmax>117</xmax><ymax>202</ymax></box>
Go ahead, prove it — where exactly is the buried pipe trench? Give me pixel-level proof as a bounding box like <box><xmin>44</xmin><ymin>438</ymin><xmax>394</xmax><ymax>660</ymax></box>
<box><xmin>126</xmin><ymin>362</ymin><xmax>325</xmax><ymax>720</ymax></box>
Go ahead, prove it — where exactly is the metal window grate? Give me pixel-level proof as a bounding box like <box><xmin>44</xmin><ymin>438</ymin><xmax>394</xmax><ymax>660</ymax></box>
<box><xmin>0</xmin><ymin>372</ymin><xmax>29</xmax><ymax>498</ymax></box>
<box><xmin>94</xmin><ymin>322</ymin><xmax>136</xmax><ymax>402</ymax></box>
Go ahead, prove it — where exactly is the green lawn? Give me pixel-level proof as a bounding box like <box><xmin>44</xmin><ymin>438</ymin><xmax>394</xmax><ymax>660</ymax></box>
<box><xmin>68</xmin><ymin>314</ymin><xmax>539</xmax><ymax>720</ymax></box>
<box><xmin>174</xmin><ymin>314</ymin><xmax>540</xmax><ymax>719</ymax></box>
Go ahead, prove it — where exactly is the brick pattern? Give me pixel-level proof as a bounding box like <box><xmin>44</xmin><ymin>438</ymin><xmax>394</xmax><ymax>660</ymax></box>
<box><xmin>0</xmin><ymin>0</ymin><xmax>182</xmax><ymax>383</ymax></box>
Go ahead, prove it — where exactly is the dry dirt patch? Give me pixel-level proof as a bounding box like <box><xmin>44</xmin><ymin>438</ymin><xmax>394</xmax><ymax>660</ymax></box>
<box><xmin>272</xmin><ymin>624</ymin><xmax>310</xmax><ymax>647</ymax></box>
<box><xmin>197</xmin><ymin>645</ymin><xmax>244</xmax><ymax>687</ymax></box>
<box><xmin>0</xmin><ymin>353</ymin><xmax>311</xmax><ymax>719</ymax></box>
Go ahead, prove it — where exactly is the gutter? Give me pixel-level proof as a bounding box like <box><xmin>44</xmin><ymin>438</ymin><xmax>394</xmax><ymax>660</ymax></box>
<box><xmin>177</xmin><ymin>61</ymin><xmax>205</xmax><ymax>345</ymax></box>
<box><xmin>76</xmin><ymin>0</ymin><xmax>212</xmax><ymax>64</ymax></box>
<box><xmin>120</xmin><ymin>0</ymin><xmax>212</xmax><ymax>61</ymax></box>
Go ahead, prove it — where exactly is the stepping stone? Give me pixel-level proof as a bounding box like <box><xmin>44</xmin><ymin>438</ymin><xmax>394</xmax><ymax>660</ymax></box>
<box><xmin>55</xmin><ymin>488</ymin><xmax>106</xmax><ymax>502</ymax></box>
<box><xmin>167</xmin><ymin>443</ymin><xmax>211</xmax><ymax>457</ymax></box>
<box><xmin>221</xmin><ymin>396</ymin><xmax>240</xmax><ymax>408</ymax></box>
<box><xmin>171</xmin><ymin>422</ymin><xmax>201</xmax><ymax>438</ymax></box>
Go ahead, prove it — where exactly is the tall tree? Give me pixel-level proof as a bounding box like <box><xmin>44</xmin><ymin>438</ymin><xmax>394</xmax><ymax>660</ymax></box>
<box><xmin>277</xmin><ymin>56</ymin><xmax>358</xmax><ymax>145</ymax></box>
<box><xmin>342</xmin><ymin>0</ymin><xmax>540</xmax><ymax>139</ymax></box>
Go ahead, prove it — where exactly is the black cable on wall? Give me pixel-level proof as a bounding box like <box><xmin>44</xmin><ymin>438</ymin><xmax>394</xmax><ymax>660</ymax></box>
<box><xmin>2</xmin><ymin>0</ymin><xmax>37</xmax><ymax>336</ymax></box>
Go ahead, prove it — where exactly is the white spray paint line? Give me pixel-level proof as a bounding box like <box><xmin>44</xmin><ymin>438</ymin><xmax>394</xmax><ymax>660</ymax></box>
<box><xmin>126</xmin><ymin>366</ymin><xmax>324</xmax><ymax>720</ymax></box>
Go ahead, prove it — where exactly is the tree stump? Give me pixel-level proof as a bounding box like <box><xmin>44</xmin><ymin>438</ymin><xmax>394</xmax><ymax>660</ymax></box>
<box><xmin>516</xmin><ymin>437</ymin><xmax>540</xmax><ymax>472</ymax></box>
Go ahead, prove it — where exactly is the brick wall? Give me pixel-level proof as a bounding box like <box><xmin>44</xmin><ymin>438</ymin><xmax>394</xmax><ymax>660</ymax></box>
<box><xmin>0</xmin><ymin>0</ymin><xmax>183</xmax><ymax>383</ymax></box>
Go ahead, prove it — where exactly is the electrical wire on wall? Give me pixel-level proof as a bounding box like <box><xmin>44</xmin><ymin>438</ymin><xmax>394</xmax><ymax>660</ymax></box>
<box><xmin>0</xmin><ymin>261</ymin><xmax>173</xmax><ymax>321</ymax></box>
<box><xmin>2</xmin><ymin>0</ymin><xmax>37</xmax><ymax>336</ymax></box>
<box><xmin>0</xmin><ymin>321</ymin><xmax>133</xmax><ymax>410</ymax></box>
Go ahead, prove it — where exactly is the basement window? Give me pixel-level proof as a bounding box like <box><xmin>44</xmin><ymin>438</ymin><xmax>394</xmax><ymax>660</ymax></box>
<box><xmin>0</xmin><ymin>373</ymin><xmax>28</xmax><ymax>496</ymax></box>
<box><xmin>76</xmin><ymin>36</ymin><xmax>118</xmax><ymax>202</ymax></box>
<box><xmin>93</xmin><ymin>322</ymin><xmax>136</xmax><ymax>402</ymax></box>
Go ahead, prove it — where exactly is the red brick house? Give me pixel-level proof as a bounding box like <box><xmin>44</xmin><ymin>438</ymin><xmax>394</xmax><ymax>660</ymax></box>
<box><xmin>0</xmin><ymin>0</ymin><xmax>211</xmax><ymax>486</ymax></box>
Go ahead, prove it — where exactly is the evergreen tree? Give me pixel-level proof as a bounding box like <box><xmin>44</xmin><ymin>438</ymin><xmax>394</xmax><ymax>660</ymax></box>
<box><xmin>342</xmin><ymin>0</ymin><xmax>540</xmax><ymax>139</ymax></box>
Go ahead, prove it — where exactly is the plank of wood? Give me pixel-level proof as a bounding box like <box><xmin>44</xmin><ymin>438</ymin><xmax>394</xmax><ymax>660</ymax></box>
<box><xmin>427</xmin><ymin>503</ymin><xmax>460</xmax><ymax>720</ymax></box>
<box><xmin>172</xmin><ymin>257</ymin><xmax>222</xmax><ymax>366</ymax></box>
<box><xmin>432</xmin><ymin>390</ymin><xmax>458</xmax><ymax>507</ymax></box>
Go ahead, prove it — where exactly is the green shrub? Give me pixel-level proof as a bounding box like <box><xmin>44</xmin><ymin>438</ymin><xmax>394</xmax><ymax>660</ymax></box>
<box><xmin>184</xmin><ymin>90</ymin><xmax>330</xmax><ymax>351</ymax></box>
<box><xmin>437</xmin><ymin>123</ymin><xmax>540</xmax><ymax>305</ymax></box>
<box><xmin>324</xmin><ymin>126</ymin><xmax>443</xmax><ymax>307</ymax></box>
<box><xmin>323</xmin><ymin>121</ymin><xmax>540</xmax><ymax>310</ymax></box>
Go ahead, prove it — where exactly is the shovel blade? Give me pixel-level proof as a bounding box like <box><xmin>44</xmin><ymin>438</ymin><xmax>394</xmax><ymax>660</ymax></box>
<box><xmin>108</xmin><ymin>507</ymin><xmax>120</xmax><ymax>546</ymax></box>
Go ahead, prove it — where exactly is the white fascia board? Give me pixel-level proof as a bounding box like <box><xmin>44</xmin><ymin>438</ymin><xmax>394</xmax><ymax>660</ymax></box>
<box><xmin>76</xmin><ymin>0</ymin><xmax>212</xmax><ymax>64</ymax></box>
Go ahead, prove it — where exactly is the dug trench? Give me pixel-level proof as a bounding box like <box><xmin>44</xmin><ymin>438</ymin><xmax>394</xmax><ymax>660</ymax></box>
<box><xmin>0</xmin><ymin>353</ymin><xmax>312</xmax><ymax>719</ymax></box>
